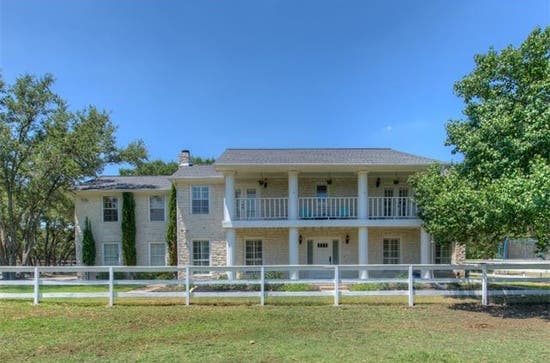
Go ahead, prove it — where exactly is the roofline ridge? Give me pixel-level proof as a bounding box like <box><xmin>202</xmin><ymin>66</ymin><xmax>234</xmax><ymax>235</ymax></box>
<box><xmin>223</xmin><ymin>147</ymin><xmax>392</xmax><ymax>151</ymax></box>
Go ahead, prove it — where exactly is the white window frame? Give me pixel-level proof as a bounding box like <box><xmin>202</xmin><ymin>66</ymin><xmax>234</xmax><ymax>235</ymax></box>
<box><xmin>102</xmin><ymin>242</ymin><xmax>121</xmax><ymax>266</ymax></box>
<box><xmin>102</xmin><ymin>196</ymin><xmax>119</xmax><ymax>222</ymax></box>
<box><xmin>191</xmin><ymin>240</ymin><xmax>211</xmax><ymax>266</ymax></box>
<box><xmin>149</xmin><ymin>242</ymin><xmax>167</xmax><ymax>266</ymax></box>
<box><xmin>434</xmin><ymin>243</ymin><xmax>452</xmax><ymax>264</ymax></box>
<box><xmin>244</xmin><ymin>239</ymin><xmax>263</xmax><ymax>266</ymax></box>
<box><xmin>190</xmin><ymin>185</ymin><xmax>210</xmax><ymax>215</ymax></box>
<box><xmin>382</xmin><ymin>238</ymin><xmax>401</xmax><ymax>264</ymax></box>
<box><xmin>149</xmin><ymin>195</ymin><xmax>166</xmax><ymax>222</ymax></box>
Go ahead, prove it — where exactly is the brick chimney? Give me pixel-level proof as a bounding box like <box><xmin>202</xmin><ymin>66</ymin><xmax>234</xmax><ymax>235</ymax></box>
<box><xmin>179</xmin><ymin>150</ymin><xmax>191</xmax><ymax>167</ymax></box>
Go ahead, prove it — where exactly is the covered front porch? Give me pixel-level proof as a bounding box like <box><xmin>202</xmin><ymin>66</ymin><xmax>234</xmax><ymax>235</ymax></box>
<box><xmin>226</xmin><ymin>227</ymin><xmax>435</xmax><ymax>278</ymax></box>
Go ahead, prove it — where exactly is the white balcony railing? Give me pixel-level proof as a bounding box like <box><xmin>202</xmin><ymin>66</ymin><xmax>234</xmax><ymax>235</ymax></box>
<box><xmin>299</xmin><ymin>197</ymin><xmax>357</xmax><ymax>219</ymax></box>
<box><xmin>235</xmin><ymin>197</ymin><xmax>288</xmax><ymax>220</ymax></box>
<box><xmin>369</xmin><ymin>197</ymin><xmax>417</xmax><ymax>219</ymax></box>
<box><xmin>232</xmin><ymin>196</ymin><xmax>417</xmax><ymax>220</ymax></box>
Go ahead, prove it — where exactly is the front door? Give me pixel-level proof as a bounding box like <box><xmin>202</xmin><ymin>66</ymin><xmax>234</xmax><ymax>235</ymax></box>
<box><xmin>308</xmin><ymin>239</ymin><xmax>339</xmax><ymax>278</ymax></box>
<box><xmin>314</xmin><ymin>241</ymin><xmax>333</xmax><ymax>265</ymax></box>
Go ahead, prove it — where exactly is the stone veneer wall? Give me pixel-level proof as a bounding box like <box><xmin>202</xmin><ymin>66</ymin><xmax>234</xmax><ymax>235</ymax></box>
<box><xmin>176</xmin><ymin>180</ymin><xmax>226</xmax><ymax>266</ymax></box>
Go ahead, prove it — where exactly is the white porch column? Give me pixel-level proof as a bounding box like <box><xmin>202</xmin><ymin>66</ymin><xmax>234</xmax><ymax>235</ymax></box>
<box><xmin>226</xmin><ymin>229</ymin><xmax>236</xmax><ymax>280</ymax></box>
<box><xmin>420</xmin><ymin>227</ymin><xmax>432</xmax><ymax>279</ymax></box>
<box><xmin>223</xmin><ymin>172</ymin><xmax>235</xmax><ymax>223</ymax></box>
<box><xmin>357</xmin><ymin>170</ymin><xmax>369</xmax><ymax>219</ymax></box>
<box><xmin>358</xmin><ymin>227</ymin><xmax>369</xmax><ymax>279</ymax></box>
<box><xmin>289</xmin><ymin>227</ymin><xmax>299</xmax><ymax>280</ymax></box>
<box><xmin>288</xmin><ymin>171</ymin><xmax>299</xmax><ymax>220</ymax></box>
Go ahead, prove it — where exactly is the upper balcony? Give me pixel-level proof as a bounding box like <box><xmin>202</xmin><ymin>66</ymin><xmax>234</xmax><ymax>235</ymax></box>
<box><xmin>233</xmin><ymin>196</ymin><xmax>417</xmax><ymax>221</ymax></box>
<box><xmin>222</xmin><ymin>168</ymin><xmax>424</xmax><ymax>228</ymax></box>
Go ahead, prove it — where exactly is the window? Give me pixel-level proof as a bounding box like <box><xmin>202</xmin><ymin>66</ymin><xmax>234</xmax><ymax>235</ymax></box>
<box><xmin>245</xmin><ymin>240</ymin><xmax>263</xmax><ymax>265</ymax></box>
<box><xmin>103</xmin><ymin>243</ymin><xmax>121</xmax><ymax>265</ymax></box>
<box><xmin>191</xmin><ymin>186</ymin><xmax>209</xmax><ymax>214</ymax></box>
<box><xmin>149</xmin><ymin>195</ymin><xmax>165</xmax><ymax>221</ymax></box>
<box><xmin>383</xmin><ymin>238</ymin><xmax>400</xmax><ymax>264</ymax></box>
<box><xmin>435</xmin><ymin>243</ymin><xmax>451</xmax><ymax>264</ymax></box>
<box><xmin>149</xmin><ymin>243</ymin><xmax>166</xmax><ymax>266</ymax></box>
<box><xmin>192</xmin><ymin>240</ymin><xmax>210</xmax><ymax>266</ymax></box>
<box><xmin>103</xmin><ymin>196</ymin><xmax>118</xmax><ymax>222</ymax></box>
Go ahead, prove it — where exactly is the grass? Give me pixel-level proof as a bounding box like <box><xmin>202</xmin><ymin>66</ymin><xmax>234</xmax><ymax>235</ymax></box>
<box><xmin>0</xmin><ymin>285</ymin><xmax>140</xmax><ymax>293</ymax></box>
<box><xmin>0</xmin><ymin>296</ymin><xmax>548</xmax><ymax>362</ymax></box>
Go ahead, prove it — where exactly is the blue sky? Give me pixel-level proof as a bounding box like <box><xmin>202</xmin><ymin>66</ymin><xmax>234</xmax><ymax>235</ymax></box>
<box><xmin>1</xmin><ymin>0</ymin><xmax>548</xmax><ymax>174</ymax></box>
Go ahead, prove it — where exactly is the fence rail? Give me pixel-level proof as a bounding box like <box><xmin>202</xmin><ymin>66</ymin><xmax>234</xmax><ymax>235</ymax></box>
<box><xmin>0</xmin><ymin>263</ymin><xmax>548</xmax><ymax>307</ymax></box>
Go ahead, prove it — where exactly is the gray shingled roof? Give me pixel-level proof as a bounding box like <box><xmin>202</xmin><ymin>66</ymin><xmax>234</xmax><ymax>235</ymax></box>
<box><xmin>215</xmin><ymin>148</ymin><xmax>439</xmax><ymax>166</ymax></box>
<box><xmin>170</xmin><ymin>164</ymin><xmax>222</xmax><ymax>179</ymax></box>
<box><xmin>76</xmin><ymin>176</ymin><xmax>171</xmax><ymax>191</ymax></box>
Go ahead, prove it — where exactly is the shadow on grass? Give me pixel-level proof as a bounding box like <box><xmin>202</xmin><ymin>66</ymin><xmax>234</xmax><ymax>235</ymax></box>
<box><xmin>449</xmin><ymin>301</ymin><xmax>549</xmax><ymax>321</ymax></box>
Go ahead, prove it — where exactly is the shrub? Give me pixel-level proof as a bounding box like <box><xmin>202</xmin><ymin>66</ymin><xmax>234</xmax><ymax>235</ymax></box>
<box><xmin>134</xmin><ymin>272</ymin><xmax>177</xmax><ymax>280</ymax></box>
<box><xmin>81</xmin><ymin>217</ymin><xmax>96</xmax><ymax>266</ymax></box>
<box><xmin>121</xmin><ymin>192</ymin><xmax>136</xmax><ymax>265</ymax></box>
<box><xmin>349</xmin><ymin>283</ymin><xmax>390</xmax><ymax>291</ymax></box>
<box><xmin>165</xmin><ymin>184</ymin><xmax>177</xmax><ymax>265</ymax></box>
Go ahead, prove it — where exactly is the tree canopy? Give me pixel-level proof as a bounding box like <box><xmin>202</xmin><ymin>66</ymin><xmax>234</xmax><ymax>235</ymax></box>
<box><xmin>0</xmin><ymin>73</ymin><xmax>147</xmax><ymax>265</ymax></box>
<box><xmin>411</xmin><ymin>27</ymin><xmax>550</xmax><ymax>257</ymax></box>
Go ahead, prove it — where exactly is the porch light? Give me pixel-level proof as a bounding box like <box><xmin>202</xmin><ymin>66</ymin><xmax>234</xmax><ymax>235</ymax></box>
<box><xmin>376</xmin><ymin>177</ymin><xmax>381</xmax><ymax>188</ymax></box>
<box><xmin>299</xmin><ymin>235</ymin><xmax>303</xmax><ymax>244</ymax></box>
<box><xmin>345</xmin><ymin>234</ymin><xmax>350</xmax><ymax>244</ymax></box>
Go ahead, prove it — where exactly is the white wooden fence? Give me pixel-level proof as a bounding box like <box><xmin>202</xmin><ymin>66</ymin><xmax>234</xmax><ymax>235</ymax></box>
<box><xmin>0</xmin><ymin>263</ymin><xmax>548</xmax><ymax>307</ymax></box>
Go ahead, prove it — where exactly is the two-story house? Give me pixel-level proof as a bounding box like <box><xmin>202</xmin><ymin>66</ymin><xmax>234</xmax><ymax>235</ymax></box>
<box><xmin>74</xmin><ymin>148</ymin><xmax>462</xmax><ymax>276</ymax></box>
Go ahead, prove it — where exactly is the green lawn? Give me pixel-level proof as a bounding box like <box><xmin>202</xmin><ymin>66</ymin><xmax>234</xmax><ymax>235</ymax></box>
<box><xmin>0</xmin><ymin>285</ymin><xmax>140</xmax><ymax>293</ymax></box>
<box><xmin>0</xmin><ymin>297</ymin><xmax>549</xmax><ymax>362</ymax></box>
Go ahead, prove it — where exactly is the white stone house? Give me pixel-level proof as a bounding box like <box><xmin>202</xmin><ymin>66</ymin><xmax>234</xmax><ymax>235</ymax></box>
<box><xmin>74</xmin><ymin>148</ymin><xmax>461</xmax><ymax>274</ymax></box>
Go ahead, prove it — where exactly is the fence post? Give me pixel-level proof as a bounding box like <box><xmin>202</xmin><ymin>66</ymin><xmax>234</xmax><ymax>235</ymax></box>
<box><xmin>408</xmin><ymin>264</ymin><xmax>414</xmax><ymax>307</ymax></box>
<box><xmin>481</xmin><ymin>264</ymin><xmax>488</xmax><ymax>306</ymax></box>
<box><xmin>108</xmin><ymin>267</ymin><xmax>114</xmax><ymax>307</ymax></box>
<box><xmin>334</xmin><ymin>265</ymin><xmax>340</xmax><ymax>306</ymax></box>
<box><xmin>185</xmin><ymin>266</ymin><xmax>190</xmax><ymax>306</ymax></box>
<box><xmin>33</xmin><ymin>267</ymin><xmax>40</xmax><ymax>305</ymax></box>
<box><xmin>260</xmin><ymin>266</ymin><xmax>265</xmax><ymax>306</ymax></box>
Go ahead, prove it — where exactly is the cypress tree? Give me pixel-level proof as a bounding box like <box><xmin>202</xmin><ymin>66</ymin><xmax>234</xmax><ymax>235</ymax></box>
<box><xmin>121</xmin><ymin>192</ymin><xmax>137</xmax><ymax>265</ymax></box>
<box><xmin>166</xmin><ymin>183</ymin><xmax>178</xmax><ymax>265</ymax></box>
<box><xmin>81</xmin><ymin>217</ymin><xmax>96</xmax><ymax>266</ymax></box>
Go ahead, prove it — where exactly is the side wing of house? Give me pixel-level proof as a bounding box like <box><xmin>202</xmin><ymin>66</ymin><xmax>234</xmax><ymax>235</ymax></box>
<box><xmin>74</xmin><ymin>176</ymin><xmax>170</xmax><ymax>266</ymax></box>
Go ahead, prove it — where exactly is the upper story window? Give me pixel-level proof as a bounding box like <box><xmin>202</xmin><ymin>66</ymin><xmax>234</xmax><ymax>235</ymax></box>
<box><xmin>149</xmin><ymin>195</ymin><xmax>165</xmax><ymax>221</ymax></box>
<box><xmin>103</xmin><ymin>196</ymin><xmax>118</xmax><ymax>222</ymax></box>
<box><xmin>191</xmin><ymin>186</ymin><xmax>209</xmax><ymax>214</ymax></box>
